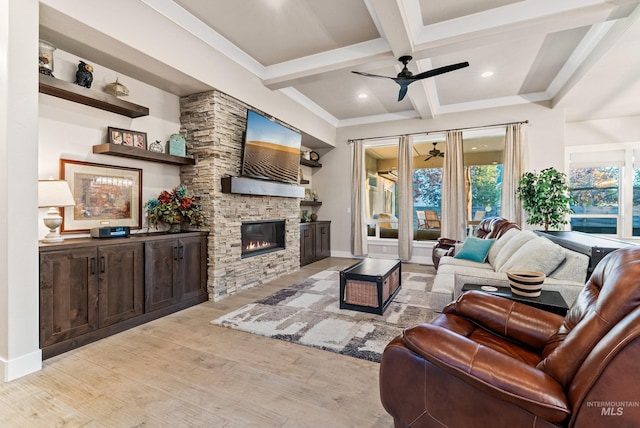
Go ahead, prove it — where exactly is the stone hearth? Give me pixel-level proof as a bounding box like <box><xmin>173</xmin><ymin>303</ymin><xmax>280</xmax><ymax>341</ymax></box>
<box><xmin>179</xmin><ymin>90</ymin><xmax>301</xmax><ymax>301</ymax></box>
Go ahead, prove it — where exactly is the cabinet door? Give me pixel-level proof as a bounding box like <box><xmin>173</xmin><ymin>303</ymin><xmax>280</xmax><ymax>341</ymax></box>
<box><xmin>315</xmin><ymin>222</ymin><xmax>331</xmax><ymax>259</ymax></box>
<box><xmin>39</xmin><ymin>248</ymin><xmax>99</xmax><ymax>347</ymax></box>
<box><xmin>178</xmin><ymin>235</ymin><xmax>207</xmax><ymax>302</ymax></box>
<box><xmin>145</xmin><ymin>239</ymin><xmax>179</xmax><ymax>312</ymax></box>
<box><xmin>300</xmin><ymin>223</ymin><xmax>316</xmax><ymax>266</ymax></box>
<box><xmin>98</xmin><ymin>243</ymin><xmax>144</xmax><ymax>327</ymax></box>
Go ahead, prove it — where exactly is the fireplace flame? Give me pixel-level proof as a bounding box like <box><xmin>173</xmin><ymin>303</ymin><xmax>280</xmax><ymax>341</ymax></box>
<box><xmin>245</xmin><ymin>240</ymin><xmax>273</xmax><ymax>251</ymax></box>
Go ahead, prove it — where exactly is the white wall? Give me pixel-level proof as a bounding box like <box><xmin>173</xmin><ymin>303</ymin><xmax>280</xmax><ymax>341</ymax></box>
<box><xmin>38</xmin><ymin>49</ymin><xmax>183</xmax><ymax>239</ymax></box>
<box><xmin>565</xmin><ymin>115</ymin><xmax>640</xmax><ymax>146</ymax></box>
<box><xmin>0</xmin><ymin>0</ymin><xmax>42</xmax><ymax>381</ymax></box>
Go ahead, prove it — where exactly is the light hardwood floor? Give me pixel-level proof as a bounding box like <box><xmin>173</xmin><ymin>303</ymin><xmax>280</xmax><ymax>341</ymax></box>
<box><xmin>0</xmin><ymin>257</ymin><xmax>432</xmax><ymax>427</ymax></box>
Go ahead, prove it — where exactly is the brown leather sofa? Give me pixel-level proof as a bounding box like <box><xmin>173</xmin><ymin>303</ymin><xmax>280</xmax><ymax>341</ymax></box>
<box><xmin>431</xmin><ymin>216</ymin><xmax>520</xmax><ymax>269</ymax></box>
<box><xmin>380</xmin><ymin>246</ymin><xmax>640</xmax><ymax>427</ymax></box>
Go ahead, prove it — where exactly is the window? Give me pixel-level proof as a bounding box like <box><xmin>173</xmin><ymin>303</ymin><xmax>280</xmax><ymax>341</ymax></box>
<box><xmin>569</xmin><ymin>166</ymin><xmax>619</xmax><ymax>234</ymax></box>
<box><xmin>567</xmin><ymin>145</ymin><xmax>640</xmax><ymax>238</ymax></box>
<box><xmin>364</xmin><ymin>128</ymin><xmax>505</xmax><ymax>241</ymax></box>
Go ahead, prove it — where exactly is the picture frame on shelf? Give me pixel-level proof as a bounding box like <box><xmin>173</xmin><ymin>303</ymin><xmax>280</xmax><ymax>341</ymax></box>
<box><xmin>108</xmin><ymin>126</ymin><xmax>147</xmax><ymax>149</ymax></box>
<box><xmin>304</xmin><ymin>188</ymin><xmax>313</xmax><ymax>201</ymax></box>
<box><xmin>60</xmin><ymin>159</ymin><xmax>142</xmax><ymax>232</ymax></box>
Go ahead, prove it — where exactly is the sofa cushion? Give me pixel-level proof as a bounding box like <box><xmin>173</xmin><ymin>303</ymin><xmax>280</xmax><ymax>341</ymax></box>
<box><xmin>491</xmin><ymin>230</ymin><xmax>538</xmax><ymax>272</ymax></box>
<box><xmin>548</xmin><ymin>248</ymin><xmax>589</xmax><ymax>281</ymax></box>
<box><xmin>498</xmin><ymin>236</ymin><xmax>566</xmax><ymax>275</ymax></box>
<box><xmin>454</xmin><ymin>237</ymin><xmax>495</xmax><ymax>263</ymax></box>
<box><xmin>487</xmin><ymin>228</ymin><xmax>520</xmax><ymax>267</ymax></box>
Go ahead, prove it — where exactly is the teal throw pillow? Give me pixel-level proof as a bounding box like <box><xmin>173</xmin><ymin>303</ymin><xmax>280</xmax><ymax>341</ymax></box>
<box><xmin>454</xmin><ymin>237</ymin><xmax>495</xmax><ymax>263</ymax></box>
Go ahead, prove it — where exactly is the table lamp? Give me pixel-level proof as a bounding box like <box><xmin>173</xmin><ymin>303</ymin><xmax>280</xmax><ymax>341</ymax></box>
<box><xmin>38</xmin><ymin>179</ymin><xmax>76</xmax><ymax>243</ymax></box>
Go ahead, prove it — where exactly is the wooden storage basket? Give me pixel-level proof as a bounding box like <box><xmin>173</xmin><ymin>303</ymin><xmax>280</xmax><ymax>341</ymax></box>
<box><xmin>344</xmin><ymin>267</ymin><xmax>400</xmax><ymax>307</ymax></box>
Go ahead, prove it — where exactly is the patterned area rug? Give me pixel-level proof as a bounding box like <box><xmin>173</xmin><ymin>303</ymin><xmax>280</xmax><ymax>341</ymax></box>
<box><xmin>211</xmin><ymin>266</ymin><xmax>436</xmax><ymax>362</ymax></box>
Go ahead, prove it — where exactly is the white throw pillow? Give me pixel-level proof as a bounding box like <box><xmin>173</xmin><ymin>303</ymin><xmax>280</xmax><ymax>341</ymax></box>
<box><xmin>491</xmin><ymin>230</ymin><xmax>537</xmax><ymax>272</ymax></box>
<box><xmin>487</xmin><ymin>228</ymin><xmax>520</xmax><ymax>267</ymax></box>
<box><xmin>498</xmin><ymin>236</ymin><xmax>567</xmax><ymax>275</ymax></box>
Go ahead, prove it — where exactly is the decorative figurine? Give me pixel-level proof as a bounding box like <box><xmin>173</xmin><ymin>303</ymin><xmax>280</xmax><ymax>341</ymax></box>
<box><xmin>148</xmin><ymin>140</ymin><xmax>164</xmax><ymax>153</ymax></box>
<box><xmin>38</xmin><ymin>40</ymin><xmax>56</xmax><ymax>77</ymax></box>
<box><xmin>104</xmin><ymin>77</ymin><xmax>129</xmax><ymax>98</ymax></box>
<box><xmin>74</xmin><ymin>61</ymin><xmax>94</xmax><ymax>88</ymax></box>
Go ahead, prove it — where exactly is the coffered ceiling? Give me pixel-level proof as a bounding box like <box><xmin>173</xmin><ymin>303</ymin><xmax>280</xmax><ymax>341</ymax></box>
<box><xmin>40</xmin><ymin>0</ymin><xmax>640</xmax><ymax>129</ymax></box>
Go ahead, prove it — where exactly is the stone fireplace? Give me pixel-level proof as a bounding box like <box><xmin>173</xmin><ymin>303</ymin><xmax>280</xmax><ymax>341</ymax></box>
<box><xmin>179</xmin><ymin>90</ymin><xmax>301</xmax><ymax>301</ymax></box>
<box><xmin>241</xmin><ymin>220</ymin><xmax>285</xmax><ymax>258</ymax></box>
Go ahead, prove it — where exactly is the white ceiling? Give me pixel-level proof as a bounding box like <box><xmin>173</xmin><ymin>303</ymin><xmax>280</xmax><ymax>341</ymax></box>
<box><xmin>39</xmin><ymin>0</ymin><xmax>640</xmax><ymax>131</ymax></box>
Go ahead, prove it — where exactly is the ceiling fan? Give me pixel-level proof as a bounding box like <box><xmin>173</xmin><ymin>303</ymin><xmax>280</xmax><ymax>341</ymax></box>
<box><xmin>425</xmin><ymin>143</ymin><xmax>445</xmax><ymax>161</ymax></box>
<box><xmin>352</xmin><ymin>56</ymin><xmax>469</xmax><ymax>101</ymax></box>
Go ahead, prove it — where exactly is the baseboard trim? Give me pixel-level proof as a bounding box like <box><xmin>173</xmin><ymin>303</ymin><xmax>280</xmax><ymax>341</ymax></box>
<box><xmin>1</xmin><ymin>348</ymin><xmax>42</xmax><ymax>382</ymax></box>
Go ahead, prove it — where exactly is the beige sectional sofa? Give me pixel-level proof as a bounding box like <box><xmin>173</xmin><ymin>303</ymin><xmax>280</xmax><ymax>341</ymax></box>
<box><xmin>430</xmin><ymin>228</ymin><xmax>590</xmax><ymax>312</ymax></box>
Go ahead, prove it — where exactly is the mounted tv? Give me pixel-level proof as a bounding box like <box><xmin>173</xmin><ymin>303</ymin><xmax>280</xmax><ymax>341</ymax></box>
<box><xmin>241</xmin><ymin>110</ymin><xmax>302</xmax><ymax>184</ymax></box>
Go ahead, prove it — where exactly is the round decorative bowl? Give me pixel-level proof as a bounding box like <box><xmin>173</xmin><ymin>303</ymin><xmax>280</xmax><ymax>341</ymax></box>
<box><xmin>506</xmin><ymin>271</ymin><xmax>545</xmax><ymax>297</ymax></box>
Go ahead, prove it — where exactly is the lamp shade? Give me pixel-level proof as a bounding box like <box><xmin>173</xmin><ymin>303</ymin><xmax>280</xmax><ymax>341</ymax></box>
<box><xmin>38</xmin><ymin>180</ymin><xmax>76</xmax><ymax>207</ymax></box>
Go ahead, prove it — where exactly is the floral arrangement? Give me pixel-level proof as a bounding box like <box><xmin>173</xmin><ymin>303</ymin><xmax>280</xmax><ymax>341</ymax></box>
<box><xmin>145</xmin><ymin>185</ymin><xmax>204</xmax><ymax>227</ymax></box>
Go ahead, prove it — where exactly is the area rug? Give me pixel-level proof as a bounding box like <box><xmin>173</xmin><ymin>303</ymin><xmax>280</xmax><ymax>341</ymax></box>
<box><xmin>211</xmin><ymin>266</ymin><xmax>436</xmax><ymax>362</ymax></box>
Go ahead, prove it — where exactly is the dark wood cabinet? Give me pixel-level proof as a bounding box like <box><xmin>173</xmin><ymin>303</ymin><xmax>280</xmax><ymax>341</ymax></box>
<box><xmin>98</xmin><ymin>243</ymin><xmax>144</xmax><ymax>328</ymax></box>
<box><xmin>145</xmin><ymin>235</ymin><xmax>207</xmax><ymax>312</ymax></box>
<box><xmin>300</xmin><ymin>221</ymin><xmax>331</xmax><ymax>266</ymax></box>
<box><xmin>39</xmin><ymin>232</ymin><xmax>207</xmax><ymax>358</ymax></box>
<box><xmin>39</xmin><ymin>247</ymin><xmax>99</xmax><ymax>347</ymax></box>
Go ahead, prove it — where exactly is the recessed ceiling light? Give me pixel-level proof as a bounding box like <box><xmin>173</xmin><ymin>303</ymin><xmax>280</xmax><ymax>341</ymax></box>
<box><xmin>481</xmin><ymin>71</ymin><xmax>494</xmax><ymax>78</ymax></box>
<box><xmin>471</xmin><ymin>147</ymin><xmax>477</xmax><ymax>150</ymax></box>
<box><xmin>358</xmin><ymin>93</ymin><xmax>369</xmax><ymax>99</ymax></box>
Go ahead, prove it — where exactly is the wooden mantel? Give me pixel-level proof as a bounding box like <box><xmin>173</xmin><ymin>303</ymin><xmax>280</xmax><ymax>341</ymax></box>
<box><xmin>221</xmin><ymin>176</ymin><xmax>305</xmax><ymax>198</ymax></box>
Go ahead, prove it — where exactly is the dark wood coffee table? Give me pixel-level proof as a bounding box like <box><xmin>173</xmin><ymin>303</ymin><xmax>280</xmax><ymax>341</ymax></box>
<box><xmin>340</xmin><ymin>258</ymin><xmax>401</xmax><ymax>315</ymax></box>
<box><xmin>461</xmin><ymin>283</ymin><xmax>569</xmax><ymax>316</ymax></box>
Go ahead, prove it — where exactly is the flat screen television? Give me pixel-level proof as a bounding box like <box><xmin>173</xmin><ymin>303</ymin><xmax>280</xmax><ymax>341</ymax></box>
<box><xmin>241</xmin><ymin>110</ymin><xmax>302</xmax><ymax>184</ymax></box>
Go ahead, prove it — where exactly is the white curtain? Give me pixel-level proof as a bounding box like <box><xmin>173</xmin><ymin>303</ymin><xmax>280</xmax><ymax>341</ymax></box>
<box><xmin>501</xmin><ymin>124</ymin><xmax>526</xmax><ymax>226</ymax></box>
<box><xmin>441</xmin><ymin>131</ymin><xmax>466</xmax><ymax>241</ymax></box>
<box><xmin>397</xmin><ymin>135</ymin><xmax>414</xmax><ymax>261</ymax></box>
<box><xmin>350</xmin><ymin>139</ymin><xmax>368</xmax><ymax>256</ymax></box>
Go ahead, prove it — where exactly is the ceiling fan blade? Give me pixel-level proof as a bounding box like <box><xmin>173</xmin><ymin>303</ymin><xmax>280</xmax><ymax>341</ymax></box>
<box><xmin>398</xmin><ymin>84</ymin><xmax>409</xmax><ymax>101</ymax></box>
<box><xmin>412</xmin><ymin>61</ymin><xmax>470</xmax><ymax>81</ymax></box>
<box><xmin>351</xmin><ymin>70</ymin><xmax>392</xmax><ymax>80</ymax></box>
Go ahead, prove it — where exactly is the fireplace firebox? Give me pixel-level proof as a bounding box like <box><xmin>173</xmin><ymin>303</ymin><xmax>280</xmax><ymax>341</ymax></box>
<box><xmin>241</xmin><ymin>220</ymin><xmax>285</xmax><ymax>258</ymax></box>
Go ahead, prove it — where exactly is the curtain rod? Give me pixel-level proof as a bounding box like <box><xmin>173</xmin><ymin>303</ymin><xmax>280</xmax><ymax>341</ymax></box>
<box><xmin>346</xmin><ymin>120</ymin><xmax>529</xmax><ymax>144</ymax></box>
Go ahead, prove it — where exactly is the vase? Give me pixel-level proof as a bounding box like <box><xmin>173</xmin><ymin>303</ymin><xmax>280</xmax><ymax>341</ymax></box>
<box><xmin>168</xmin><ymin>223</ymin><xmax>181</xmax><ymax>233</ymax></box>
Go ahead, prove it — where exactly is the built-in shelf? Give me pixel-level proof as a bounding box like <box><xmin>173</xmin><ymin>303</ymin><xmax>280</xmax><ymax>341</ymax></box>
<box><xmin>300</xmin><ymin>179</ymin><xmax>310</xmax><ymax>185</ymax></box>
<box><xmin>39</xmin><ymin>74</ymin><xmax>150</xmax><ymax>118</ymax></box>
<box><xmin>93</xmin><ymin>143</ymin><xmax>196</xmax><ymax>165</ymax></box>
<box><xmin>300</xmin><ymin>200</ymin><xmax>322</xmax><ymax>206</ymax></box>
<box><xmin>300</xmin><ymin>158</ymin><xmax>322</xmax><ymax>168</ymax></box>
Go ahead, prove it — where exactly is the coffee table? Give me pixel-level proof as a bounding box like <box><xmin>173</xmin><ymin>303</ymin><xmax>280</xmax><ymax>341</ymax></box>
<box><xmin>340</xmin><ymin>258</ymin><xmax>401</xmax><ymax>315</ymax></box>
<box><xmin>461</xmin><ymin>283</ymin><xmax>569</xmax><ymax>316</ymax></box>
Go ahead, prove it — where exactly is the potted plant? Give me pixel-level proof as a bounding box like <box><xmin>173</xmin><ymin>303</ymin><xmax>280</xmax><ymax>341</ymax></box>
<box><xmin>516</xmin><ymin>167</ymin><xmax>572</xmax><ymax>231</ymax></box>
<box><xmin>145</xmin><ymin>185</ymin><xmax>204</xmax><ymax>232</ymax></box>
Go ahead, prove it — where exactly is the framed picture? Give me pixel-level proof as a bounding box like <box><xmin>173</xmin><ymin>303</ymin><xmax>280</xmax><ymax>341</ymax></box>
<box><xmin>108</xmin><ymin>126</ymin><xmax>147</xmax><ymax>149</ymax></box>
<box><xmin>60</xmin><ymin>159</ymin><xmax>142</xmax><ymax>232</ymax></box>
<box><xmin>304</xmin><ymin>188</ymin><xmax>313</xmax><ymax>201</ymax></box>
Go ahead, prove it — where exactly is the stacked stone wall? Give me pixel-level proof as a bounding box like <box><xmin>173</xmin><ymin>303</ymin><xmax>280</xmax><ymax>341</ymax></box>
<box><xmin>180</xmin><ymin>91</ymin><xmax>300</xmax><ymax>301</ymax></box>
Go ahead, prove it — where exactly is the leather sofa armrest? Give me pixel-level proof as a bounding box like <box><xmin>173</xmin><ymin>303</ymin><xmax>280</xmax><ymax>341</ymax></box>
<box><xmin>444</xmin><ymin>291</ymin><xmax>564</xmax><ymax>351</ymax></box>
<box><xmin>402</xmin><ymin>324</ymin><xmax>570</xmax><ymax>423</ymax></box>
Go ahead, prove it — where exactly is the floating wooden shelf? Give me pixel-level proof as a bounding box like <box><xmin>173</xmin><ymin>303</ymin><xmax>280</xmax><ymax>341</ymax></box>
<box><xmin>39</xmin><ymin>74</ymin><xmax>149</xmax><ymax>118</ymax></box>
<box><xmin>93</xmin><ymin>143</ymin><xmax>195</xmax><ymax>166</ymax></box>
<box><xmin>300</xmin><ymin>158</ymin><xmax>322</xmax><ymax>168</ymax></box>
<box><xmin>300</xmin><ymin>200</ymin><xmax>322</xmax><ymax>206</ymax></box>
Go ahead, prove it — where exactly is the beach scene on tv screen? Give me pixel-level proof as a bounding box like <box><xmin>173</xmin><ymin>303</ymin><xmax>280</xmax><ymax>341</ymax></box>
<box><xmin>242</xmin><ymin>110</ymin><xmax>301</xmax><ymax>184</ymax></box>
